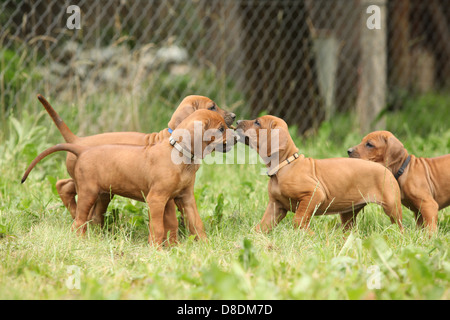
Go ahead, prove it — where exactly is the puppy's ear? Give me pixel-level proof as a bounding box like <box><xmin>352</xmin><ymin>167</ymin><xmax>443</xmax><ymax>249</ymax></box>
<box><xmin>258</xmin><ymin>123</ymin><xmax>288</xmax><ymax>160</ymax></box>
<box><xmin>271</xmin><ymin>123</ymin><xmax>288</xmax><ymax>154</ymax></box>
<box><xmin>186</xmin><ymin>117</ymin><xmax>209</xmax><ymax>136</ymax></box>
<box><xmin>204</xmin><ymin>117</ymin><xmax>211</xmax><ymax>130</ymax></box>
<box><xmin>257</xmin><ymin>130</ymin><xmax>271</xmax><ymax>160</ymax></box>
<box><xmin>168</xmin><ymin>102</ymin><xmax>196</xmax><ymax>129</ymax></box>
<box><xmin>385</xmin><ymin>135</ymin><xmax>406</xmax><ymax>167</ymax></box>
<box><xmin>266</xmin><ymin>119</ymin><xmax>289</xmax><ymax>156</ymax></box>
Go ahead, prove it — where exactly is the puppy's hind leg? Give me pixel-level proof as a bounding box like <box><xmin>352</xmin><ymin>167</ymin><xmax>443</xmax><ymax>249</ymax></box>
<box><xmin>56</xmin><ymin>179</ymin><xmax>77</xmax><ymax>219</ymax></box>
<box><xmin>72</xmin><ymin>187</ymin><xmax>99</xmax><ymax>235</ymax></box>
<box><xmin>381</xmin><ymin>198</ymin><xmax>403</xmax><ymax>232</ymax></box>
<box><xmin>415</xmin><ymin>198</ymin><xmax>439</xmax><ymax>233</ymax></box>
<box><xmin>88</xmin><ymin>193</ymin><xmax>114</xmax><ymax>226</ymax></box>
<box><xmin>339</xmin><ymin>205</ymin><xmax>365</xmax><ymax>232</ymax></box>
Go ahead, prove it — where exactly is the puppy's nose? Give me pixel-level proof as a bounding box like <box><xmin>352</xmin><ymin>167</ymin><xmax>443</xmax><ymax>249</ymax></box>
<box><xmin>230</xmin><ymin>113</ymin><xmax>236</xmax><ymax>120</ymax></box>
<box><xmin>236</xmin><ymin>120</ymin><xmax>242</xmax><ymax>125</ymax></box>
<box><xmin>347</xmin><ymin>148</ymin><xmax>354</xmax><ymax>156</ymax></box>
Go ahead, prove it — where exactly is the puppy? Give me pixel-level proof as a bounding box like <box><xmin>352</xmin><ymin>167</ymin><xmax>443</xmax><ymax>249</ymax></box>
<box><xmin>348</xmin><ymin>130</ymin><xmax>450</xmax><ymax>232</ymax></box>
<box><xmin>38</xmin><ymin>94</ymin><xmax>236</xmax><ymax>224</ymax></box>
<box><xmin>22</xmin><ymin>110</ymin><xmax>235</xmax><ymax>246</ymax></box>
<box><xmin>236</xmin><ymin>116</ymin><xmax>403</xmax><ymax>233</ymax></box>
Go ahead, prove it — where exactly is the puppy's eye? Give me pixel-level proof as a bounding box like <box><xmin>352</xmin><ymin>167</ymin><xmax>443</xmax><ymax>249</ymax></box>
<box><xmin>209</xmin><ymin>104</ymin><xmax>216</xmax><ymax>111</ymax></box>
<box><xmin>254</xmin><ymin>119</ymin><xmax>260</xmax><ymax>126</ymax></box>
<box><xmin>365</xmin><ymin>142</ymin><xmax>374</xmax><ymax>148</ymax></box>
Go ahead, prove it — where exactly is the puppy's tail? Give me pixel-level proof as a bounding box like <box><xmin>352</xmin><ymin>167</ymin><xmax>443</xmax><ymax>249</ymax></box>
<box><xmin>37</xmin><ymin>94</ymin><xmax>78</xmax><ymax>143</ymax></box>
<box><xmin>21</xmin><ymin>143</ymin><xmax>85</xmax><ymax>184</ymax></box>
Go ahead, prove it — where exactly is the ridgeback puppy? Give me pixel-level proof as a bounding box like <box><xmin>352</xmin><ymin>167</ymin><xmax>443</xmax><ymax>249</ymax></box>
<box><xmin>236</xmin><ymin>116</ymin><xmax>403</xmax><ymax>233</ymax></box>
<box><xmin>348</xmin><ymin>130</ymin><xmax>450</xmax><ymax>232</ymax></box>
<box><xmin>37</xmin><ymin>94</ymin><xmax>236</xmax><ymax>224</ymax></box>
<box><xmin>22</xmin><ymin>110</ymin><xmax>235</xmax><ymax>246</ymax></box>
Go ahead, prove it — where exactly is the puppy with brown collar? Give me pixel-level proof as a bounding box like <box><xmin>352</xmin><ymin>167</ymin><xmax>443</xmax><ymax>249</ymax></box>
<box><xmin>236</xmin><ymin>116</ymin><xmax>403</xmax><ymax>233</ymax></box>
<box><xmin>348</xmin><ymin>130</ymin><xmax>450</xmax><ymax>232</ymax></box>
<box><xmin>22</xmin><ymin>110</ymin><xmax>235</xmax><ymax>246</ymax></box>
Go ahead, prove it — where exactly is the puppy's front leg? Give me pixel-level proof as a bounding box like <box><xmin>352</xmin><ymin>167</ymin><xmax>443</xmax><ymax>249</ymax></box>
<box><xmin>146</xmin><ymin>193</ymin><xmax>169</xmax><ymax>247</ymax></box>
<box><xmin>163</xmin><ymin>200</ymin><xmax>178</xmax><ymax>246</ymax></box>
<box><xmin>175</xmin><ymin>191</ymin><xmax>206</xmax><ymax>240</ymax></box>
<box><xmin>293</xmin><ymin>195</ymin><xmax>322</xmax><ymax>233</ymax></box>
<box><xmin>256</xmin><ymin>200</ymin><xmax>287</xmax><ymax>233</ymax></box>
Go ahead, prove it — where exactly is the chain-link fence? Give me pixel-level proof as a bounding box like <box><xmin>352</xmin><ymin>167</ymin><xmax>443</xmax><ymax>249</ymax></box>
<box><xmin>1</xmin><ymin>0</ymin><xmax>449</xmax><ymax>134</ymax></box>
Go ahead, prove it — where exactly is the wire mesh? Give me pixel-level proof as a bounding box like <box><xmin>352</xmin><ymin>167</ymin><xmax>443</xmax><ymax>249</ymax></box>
<box><xmin>1</xmin><ymin>0</ymin><xmax>448</xmax><ymax>133</ymax></box>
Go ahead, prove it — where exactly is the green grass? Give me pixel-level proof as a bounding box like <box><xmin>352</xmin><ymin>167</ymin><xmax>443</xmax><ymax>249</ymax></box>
<box><xmin>0</xmin><ymin>92</ymin><xmax>449</xmax><ymax>300</ymax></box>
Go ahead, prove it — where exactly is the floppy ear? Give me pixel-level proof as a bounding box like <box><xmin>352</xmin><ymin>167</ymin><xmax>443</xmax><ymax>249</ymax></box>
<box><xmin>167</xmin><ymin>102</ymin><xmax>196</xmax><ymax>129</ymax></box>
<box><xmin>190</xmin><ymin>117</ymin><xmax>213</xmax><ymax>159</ymax></box>
<box><xmin>266</xmin><ymin>119</ymin><xmax>289</xmax><ymax>156</ymax></box>
<box><xmin>257</xmin><ymin>129</ymin><xmax>271</xmax><ymax>161</ymax></box>
<box><xmin>385</xmin><ymin>135</ymin><xmax>406</xmax><ymax>167</ymax></box>
<box><xmin>202</xmin><ymin>118</ymin><xmax>211</xmax><ymax>131</ymax></box>
<box><xmin>258</xmin><ymin>123</ymin><xmax>288</xmax><ymax>161</ymax></box>
<box><xmin>271</xmin><ymin>124</ymin><xmax>288</xmax><ymax>154</ymax></box>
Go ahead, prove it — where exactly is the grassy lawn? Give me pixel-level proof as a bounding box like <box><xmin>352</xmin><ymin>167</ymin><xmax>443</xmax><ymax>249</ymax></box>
<box><xmin>0</xmin><ymin>92</ymin><xmax>449</xmax><ymax>300</ymax></box>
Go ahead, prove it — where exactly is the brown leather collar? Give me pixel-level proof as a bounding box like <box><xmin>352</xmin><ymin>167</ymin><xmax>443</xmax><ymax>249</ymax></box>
<box><xmin>267</xmin><ymin>152</ymin><xmax>304</xmax><ymax>176</ymax></box>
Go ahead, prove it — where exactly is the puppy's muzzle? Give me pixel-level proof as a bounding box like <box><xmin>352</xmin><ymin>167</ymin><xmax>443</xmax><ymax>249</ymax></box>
<box><xmin>235</xmin><ymin>130</ymin><xmax>250</xmax><ymax>145</ymax></box>
<box><xmin>224</xmin><ymin>112</ymin><xmax>236</xmax><ymax>127</ymax></box>
<box><xmin>224</xmin><ymin>130</ymin><xmax>238</xmax><ymax>151</ymax></box>
<box><xmin>347</xmin><ymin>147</ymin><xmax>359</xmax><ymax>158</ymax></box>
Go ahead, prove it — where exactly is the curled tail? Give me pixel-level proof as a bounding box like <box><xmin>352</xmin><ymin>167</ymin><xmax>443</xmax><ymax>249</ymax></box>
<box><xmin>21</xmin><ymin>143</ymin><xmax>86</xmax><ymax>184</ymax></box>
<box><xmin>37</xmin><ymin>94</ymin><xmax>77</xmax><ymax>143</ymax></box>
